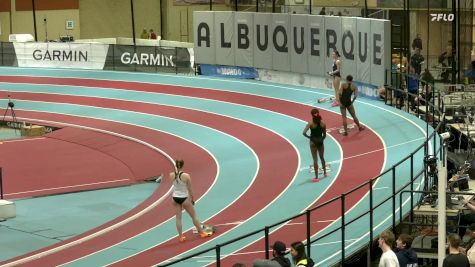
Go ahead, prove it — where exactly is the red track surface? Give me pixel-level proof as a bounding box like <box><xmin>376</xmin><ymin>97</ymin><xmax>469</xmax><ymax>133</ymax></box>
<box><xmin>2</xmin><ymin>103</ymin><xmax>298</xmax><ymax>266</ymax></box>
<box><xmin>0</xmin><ymin>76</ymin><xmax>385</xmax><ymax>266</ymax></box>
<box><xmin>1</xmin><ymin>111</ymin><xmax>218</xmax><ymax>267</ymax></box>
<box><xmin>2</xmin><ymin>127</ymin><xmax>167</xmax><ymax>199</ymax></box>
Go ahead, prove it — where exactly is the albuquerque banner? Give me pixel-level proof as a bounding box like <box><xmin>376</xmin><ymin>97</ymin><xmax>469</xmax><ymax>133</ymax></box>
<box><xmin>193</xmin><ymin>11</ymin><xmax>391</xmax><ymax>86</ymax></box>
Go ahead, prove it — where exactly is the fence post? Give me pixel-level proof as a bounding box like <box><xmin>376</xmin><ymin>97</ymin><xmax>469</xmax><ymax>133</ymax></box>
<box><xmin>216</xmin><ymin>245</ymin><xmax>221</xmax><ymax>267</ymax></box>
<box><xmin>265</xmin><ymin>226</ymin><xmax>270</xmax><ymax>259</ymax></box>
<box><xmin>368</xmin><ymin>179</ymin><xmax>374</xmax><ymax>267</ymax></box>
<box><xmin>392</xmin><ymin>167</ymin><xmax>396</xmax><ymax>230</ymax></box>
<box><xmin>410</xmin><ymin>154</ymin><xmax>414</xmax><ymax>222</ymax></box>
<box><xmin>175</xmin><ymin>47</ymin><xmax>178</xmax><ymax>75</ymax></box>
<box><xmin>306</xmin><ymin>209</ymin><xmax>311</xmax><ymax>258</ymax></box>
<box><xmin>341</xmin><ymin>194</ymin><xmax>346</xmax><ymax>264</ymax></box>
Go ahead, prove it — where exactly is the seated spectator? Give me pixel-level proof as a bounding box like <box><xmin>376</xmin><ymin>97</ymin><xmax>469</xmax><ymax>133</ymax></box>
<box><xmin>290</xmin><ymin>241</ymin><xmax>314</xmax><ymax>267</ymax></box>
<box><xmin>406</xmin><ymin>68</ymin><xmax>419</xmax><ymax>108</ymax></box>
<box><xmin>465</xmin><ymin>223</ymin><xmax>475</xmax><ymax>265</ymax></box>
<box><xmin>140</xmin><ymin>28</ymin><xmax>149</xmax><ymax>39</ymax></box>
<box><xmin>420</xmin><ymin>68</ymin><xmax>435</xmax><ymax>87</ymax></box>
<box><xmin>253</xmin><ymin>241</ymin><xmax>290</xmax><ymax>267</ymax></box>
<box><xmin>394</xmin><ymin>233</ymin><xmax>418</xmax><ymax>267</ymax></box>
<box><xmin>149</xmin><ymin>29</ymin><xmax>157</xmax><ymax>40</ymax></box>
<box><xmin>413</xmin><ymin>84</ymin><xmax>432</xmax><ymax>109</ymax></box>
<box><xmin>443</xmin><ymin>233</ymin><xmax>470</xmax><ymax>267</ymax></box>
<box><xmin>459</xmin><ymin>223</ymin><xmax>475</xmax><ymax>254</ymax></box>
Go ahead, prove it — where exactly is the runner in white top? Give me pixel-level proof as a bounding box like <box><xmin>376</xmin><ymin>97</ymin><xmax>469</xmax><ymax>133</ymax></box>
<box><xmin>170</xmin><ymin>159</ymin><xmax>212</xmax><ymax>242</ymax></box>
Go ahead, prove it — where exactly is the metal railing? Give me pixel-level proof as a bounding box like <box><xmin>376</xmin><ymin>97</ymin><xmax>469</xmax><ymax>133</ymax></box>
<box><xmin>158</xmin><ymin>85</ymin><xmax>444</xmax><ymax>266</ymax></box>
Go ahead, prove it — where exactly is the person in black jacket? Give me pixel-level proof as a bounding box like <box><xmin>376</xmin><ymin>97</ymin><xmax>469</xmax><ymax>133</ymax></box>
<box><xmin>395</xmin><ymin>233</ymin><xmax>419</xmax><ymax>267</ymax></box>
<box><xmin>443</xmin><ymin>233</ymin><xmax>470</xmax><ymax>267</ymax></box>
<box><xmin>412</xmin><ymin>34</ymin><xmax>422</xmax><ymax>51</ymax></box>
<box><xmin>253</xmin><ymin>241</ymin><xmax>291</xmax><ymax>267</ymax></box>
<box><xmin>270</xmin><ymin>241</ymin><xmax>291</xmax><ymax>267</ymax></box>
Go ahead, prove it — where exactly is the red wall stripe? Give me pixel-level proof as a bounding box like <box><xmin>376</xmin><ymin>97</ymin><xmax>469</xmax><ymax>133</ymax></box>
<box><xmin>0</xmin><ymin>0</ymin><xmax>11</xmax><ymax>12</ymax></box>
<box><xmin>16</xmin><ymin>0</ymin><xmax>78</xmax><ymax>11</ymax></box>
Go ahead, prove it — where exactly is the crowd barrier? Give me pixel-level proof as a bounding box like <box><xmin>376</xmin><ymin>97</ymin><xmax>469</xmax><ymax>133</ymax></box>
<box><xmin>0</xmin><ymin>42</ymin><xmax>195</xmax><ymax>74</ymax></box>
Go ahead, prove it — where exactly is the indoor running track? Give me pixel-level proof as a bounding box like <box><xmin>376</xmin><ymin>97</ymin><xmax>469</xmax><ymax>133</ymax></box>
<box><xmin>0</xmin><ymin>67</ymin><xmax>433</xmax><ymax>267</ymax></box>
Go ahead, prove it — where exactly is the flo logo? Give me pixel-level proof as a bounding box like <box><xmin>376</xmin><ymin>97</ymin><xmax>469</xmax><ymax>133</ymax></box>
<box><xmin>431</xmin><ymin>13</ymin><xmax>455</xmax><ymax>22</ymax></box>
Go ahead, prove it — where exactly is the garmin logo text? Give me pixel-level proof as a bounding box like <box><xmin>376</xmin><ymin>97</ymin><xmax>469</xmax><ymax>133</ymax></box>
<box><xmin>33</xmin><ymin>49</ymin><xmax>88</xmax><ymax>61</ymax></box>
<box><xmin>121</xmin><ymin>52</ymin><xmax>175</xmax><ymax>66</ymax></box>
<box><xmin>431</xmin><ymin>13</ymin><xmax>455</xmax><ymax>22</ymax></box>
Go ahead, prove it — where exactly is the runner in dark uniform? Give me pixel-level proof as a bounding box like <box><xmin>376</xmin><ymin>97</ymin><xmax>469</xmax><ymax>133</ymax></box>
<box><xmin>338</xmin><ymin>75</ymin><xmax>364</xmax><ymax>136</ymax></box>
<box><xmin>303</xmin><ymin>108</ymin><xmax>327</xmax><ymax>182</ymax></box>
<box><xmin>328</xmin><ymin>50</ymin><xmax>342</xmax><ymax>107</ymax></box>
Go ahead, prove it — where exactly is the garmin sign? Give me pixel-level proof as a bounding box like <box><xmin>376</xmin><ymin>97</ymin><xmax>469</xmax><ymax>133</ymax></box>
<box><xmin>14</xmin><ymin>43</ymin><xmax>108</xmax><ymax>69</ymax></box>
<box><xmin>120</xmin><ymin>52</ymin><xmax>175</xmax><ymax>66</ymax></box>
<box><xmin>193</xmin><ymin>11</ymin><xmax>391</xmax><ymax>86</ymax></box>
<box><xmin>32</xmin><ymin>49</ymin><xmax>88</xmax><ymax>61</ymax></box>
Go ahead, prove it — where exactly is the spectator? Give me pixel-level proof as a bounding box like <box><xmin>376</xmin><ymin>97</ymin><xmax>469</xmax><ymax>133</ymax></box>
<box><xmin>410</xmin><ymin>48</ymin><xmax>424</xmax><ymax>75</ymax></box>
<box><xmin>149</xmin><ymin>29</ymin><xmax>157</xmax><ymax>40</ymax></box>
<box><xmin>290</xmin><ymin>241</ymin><xmax>314</xmax><ymax>267</ymax></box>
<box><xmin>413</xmin><ymin>84</ymin><xmax>432</xmax><ymax>110</ymax></box>
<box><xmin>319</xmin><ymin>7</ymin><xmax>326</xmax><ymax>15</ymax></box>
<box><xmin>140</xmin><ymin>28</ymin><xmax>149</xmax><ymax>39</ymax></box>
<box><xmin>465</xmin><ymin>223</ymin><xmax>475</xmax><ymax>266</ymax></box>
<box><xmin>438</xmin><ymin>44</ymin><xmax>455</xmax><ymax>82</ymax></box>
<box><xmin>252</xmin><ymin>241</ymin><xmax>291</xmax><ymax>267</ymax></box>
<box><xmin>394</xmin><ymin>233</ymin><xmax>418</xmax><ymax>267</ymax></box>
<box><xmin>253</xmin><ymin>259</ymin><xmax>280</xmax><ymax>267</ymax></box>
<box><xmin>443</xmin><ymin>233</ymin><xmax>470</xmax><ymax>267</ymax></box>
<box><xmin>411</xmin><ymin>34</ymin><xmax>423</xmax><ymax>51</ymax></box>
<box><xmin>420</xmin><ymin>68</ymin><xmax>435</xmax><ymax>87</ymax></box>
<box><xmin>462</xmin><ymin>223</ymin><xmax>475</xmax><ymax>252</ymax></box>
<box><xmin>271</xmin><ymin>241</ymin><xmax>291</xmax><ymax>267</ymax></box>
<box><xmin>406</xmin><ymin>68</ymin><xmax>419</xmax><ymax>109</ymax></box>
<box><xmin>378</xmin><ymin>230</ymin><xmax>399</xmax><ymax>267</ymax></box>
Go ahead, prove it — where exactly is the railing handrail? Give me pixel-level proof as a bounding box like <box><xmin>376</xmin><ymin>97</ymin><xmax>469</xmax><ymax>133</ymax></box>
<box><xmin>158</xmin><ymin>82</ymin><xmax>445</xmax><ymax>267</ymax></box>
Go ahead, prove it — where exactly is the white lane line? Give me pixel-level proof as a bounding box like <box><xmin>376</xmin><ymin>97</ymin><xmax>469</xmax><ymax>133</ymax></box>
<box><xmin>372</xmin><ymin>187</ymin><xmax>390</xmax><ymax>191</ymax></box>
<box><xmin>1</xmin><ymin>116</ymin><xmax>178</xmax><ymax>267</ymax></box>
<box><xmin>0</xmin><ymin>137</ymin><xmax>45</xmax><ymax>143</ymax></box>
<box><xmin>2</xmin><ymin>75</ymin><xmax>431</xmax><ymax>266</ymax></box>
<box><xmin>5</xmin><ymin>179</ymin><xmax>130</xmax><ymax>197</ymax></box>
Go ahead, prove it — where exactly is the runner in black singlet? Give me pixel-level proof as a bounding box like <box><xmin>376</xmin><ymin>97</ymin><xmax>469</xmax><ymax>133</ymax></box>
<box><xmin>328</xmin><ymin>50</ymin><xmax>342</xmax><ymax>107</ymax></box>
<box><xmin>338</xmin><ymin>75</ymin><xmax>364</xmax><ymax>136</ymax></box>
<box><xmin>170</xmin><ymin>159</ymin><xmax>212</xmax><ymax>242</ymax></box>
<box><xmin>303</xmin><ymin>108</ymin><xmax>327</xmax><ymax>182</ymax></box>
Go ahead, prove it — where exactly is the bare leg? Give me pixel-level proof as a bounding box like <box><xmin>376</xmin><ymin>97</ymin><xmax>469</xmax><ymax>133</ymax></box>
<box><xmin>182</xmin><ymin>199</ymin><xmax>205</xmax><ymax>235</ymax></box>
<box><xmin>332</xmin><ymin>77</ymin><xmax>341</xmax><ymax>106</ymax></box>
<box><xmin>317</xmin><ymin>144</ymin><xmax>326</xmax><ymax>176</ymax></box>
<box><xmin>173</xmin><ymin>200</ymin><xmax>184</xmax><ymax>237</ymax></box>
<box><xmin>310</xmin><ymin>142</ymin><xmax>319</xmax><ymax>181</ymax></box>
<box><xmin>348</xmin><ymin>105</ymin><xmax>364</xmax><ymax>130</ymax></box>
<box><xmin>340</xmin><ymin>106</ymin><xmax>348</xmax><ymax>135</ymax></box>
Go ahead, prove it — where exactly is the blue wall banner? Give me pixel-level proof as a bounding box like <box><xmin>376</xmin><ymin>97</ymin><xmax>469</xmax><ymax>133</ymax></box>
<box><xmin>200</xmin><ymin>64</ymin><xmax>258</xmax><ymax>79</ymax></box>
<box><xmin>353</xmin><ymin>80</ymin><xmax>380</xmax><ymax>100</ymax></box>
